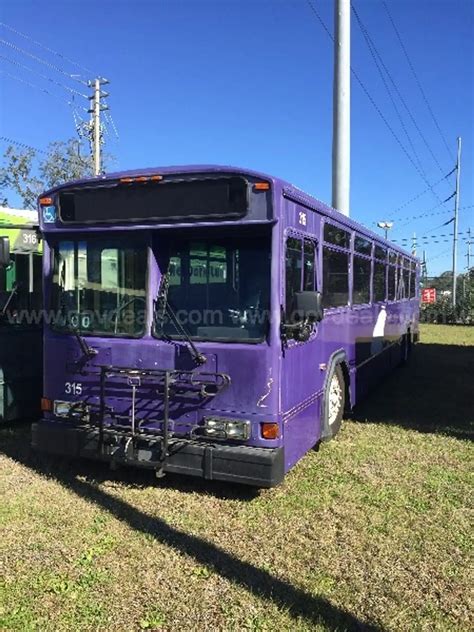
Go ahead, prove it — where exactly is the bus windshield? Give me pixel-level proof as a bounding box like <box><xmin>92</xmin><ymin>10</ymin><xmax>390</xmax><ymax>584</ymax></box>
<box><xmin>154</xmin><ymin>233</ymin><xmax>271</xmax><ymax>342</ymax></box>
<box><xmin>51</xmin><ymin>238</ymin><xmax>147</xmax><ymax>336</ymax></box>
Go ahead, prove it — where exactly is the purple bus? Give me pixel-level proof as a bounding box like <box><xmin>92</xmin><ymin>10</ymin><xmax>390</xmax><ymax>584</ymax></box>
<box><xmin>32</xmin><ymin>166</ymin><xmax>419</xmax><ymax>487</ymax></box>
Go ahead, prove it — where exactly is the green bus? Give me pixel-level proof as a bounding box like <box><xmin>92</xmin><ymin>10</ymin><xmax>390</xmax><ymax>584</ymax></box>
<box><xmin>0</xmin><ymin>207</ymin><xmax>42</xmax><ymax>422</ymax></box>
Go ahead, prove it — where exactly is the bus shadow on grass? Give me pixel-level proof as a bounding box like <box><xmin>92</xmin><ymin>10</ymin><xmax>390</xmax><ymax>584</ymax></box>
<box><xmin>353</xmin><ymin>343</ymin><xmax>474</xmax><ymax>441</ymax></box>
<box><xmin>0</xmin><ymin>425</ymin><xmax>381</xmax><ymax>632</ymax></box>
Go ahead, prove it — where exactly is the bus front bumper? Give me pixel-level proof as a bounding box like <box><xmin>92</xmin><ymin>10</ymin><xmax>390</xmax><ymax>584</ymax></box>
<box><xmin>31</xmin><ymin>421</ymin><xmax>285</xmax><ymax>488</ymax></box>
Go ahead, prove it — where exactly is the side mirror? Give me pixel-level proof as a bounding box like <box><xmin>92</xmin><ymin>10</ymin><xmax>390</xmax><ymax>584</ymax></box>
<box><xmin>294</xmin><ymin>291</ymin><xmax>324</xmax><ymax>323</ymax></box>
<box><xmin>0</xmin><ymin>237</ymin><xmax>11</xmax><ymax>267</ymax></box>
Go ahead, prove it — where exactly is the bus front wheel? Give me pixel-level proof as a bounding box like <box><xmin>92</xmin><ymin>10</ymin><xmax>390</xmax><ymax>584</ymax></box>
<box><xmin>322</xmin><ymin>364</ymin><xmax>345</xmax><ymax>441</ymax></box>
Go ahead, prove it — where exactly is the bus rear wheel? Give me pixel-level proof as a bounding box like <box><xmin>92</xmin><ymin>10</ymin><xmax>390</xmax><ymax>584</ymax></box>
<box><xmin>322</xmin><ymin>364</ymin><xmax>345</xmax><ymax>441</ymax></box>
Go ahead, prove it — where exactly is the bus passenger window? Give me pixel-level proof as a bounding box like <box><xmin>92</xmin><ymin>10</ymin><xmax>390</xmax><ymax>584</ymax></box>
<box><xmin>409</xmin><ymin>266</ymin><xmax>417</xmax><ymax>298</ymax></box>
<box><xmin>323</xmin><ymin>248</ymin><xmax>349</xmax><ymax>308</ymax></box>
<box><xmin>387</xmin><ymin>266</ymin><xmax>396</xmax><ymax>300</ymax></box>
<box><xmin>324</xmin><ymin>224</ymin><xmax>351</xmax><ymax>249</ymax></box>
<box><xmin>374</xmin><ymin>245</ymin><xmax>387</xmax><ymax>261</ymax></box>
<box><xmin>354</xmin><ymin>236</ymin><xmax>372</xmax><ymax>256</ymax></box>
<box><xmin>373</xmin><ymin>262</ymin><xmax>386</xmax><ymax>302</ymax></box>
<box><xmin>285</xmin><ymin>237</ymin><xmax>302</xmax><ymax>321</ymax></box>
<box><xmin>303</xmin><ymin>240</ymin><xmax>315</xmax><ymax>291</ymax></box>
<box><xmin>353</xmin><ymin>256</ymin><xmax>371</xmax><ymax>304</ymax></box>
<box><xmin>397</xmin><ymin>266</ymin><xmax>408</xmax><ymax>300</ymax></box>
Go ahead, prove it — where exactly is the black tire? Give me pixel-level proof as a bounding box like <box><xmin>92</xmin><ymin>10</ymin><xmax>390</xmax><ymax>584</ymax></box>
<box><xmin>321</xmin><ymin>364</ymin><xmax>345</xmax><ymax>441</ymax></box>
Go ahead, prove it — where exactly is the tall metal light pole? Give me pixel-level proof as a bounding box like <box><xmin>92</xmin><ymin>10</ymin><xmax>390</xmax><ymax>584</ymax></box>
<box><xmin>332</xmin><ymin>0</ymin><xmax>351</xmax><ymax>216</ymax></box>
<box><xmin>377</xmin><ymin>221</ymin><xmax>393</xmax><ymax>240</ymax></box>
<box><xmin>452</xmin><ymin>136</ymin><xmax>462</xmax><ymax>308</ymax></box>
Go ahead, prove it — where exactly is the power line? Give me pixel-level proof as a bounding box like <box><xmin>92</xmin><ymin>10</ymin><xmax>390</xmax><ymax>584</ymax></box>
<box><xmin>0</xmin><ymin>135</ymin><xmax>48</xmax><ymax>155</ymax></box>
<box><xmin>0</xmin><ymin>53</ymin><xmax>89</xmax><ymax>99</ymax></box>
<box><xmin>426</xmin><ymin>247</ymin><xmax>451</xmax><ymax>262</ymax></box>
<box><xmin>381</xmin><ymin>0</ymin><xmax>455</xmax><ymax>164</ymax></box>
<box><xmin>393</xmin><ymin>205</ymin><xmax>453</xmax><ymax>228</ymax></box>
<box><xmin>394</xmin><ymin>237</ymin><xmax>469</xmax><ymax>245</ymax></box>
<box><xmin>387</xmin><ymin>168</ymin><xmax>455</xmax><ymax>217</ymax></box>
<box><xmin>0</xmin><ymin>21</ymin><xmax>94</xmax><ymax>77</ymax></box>
<box><xmin>0</xmin><ymin>135</ymin><xmax>91</xmax><ymax>172</ymax></box>
<box><xmin>104</xmin><ymin>110</ymin><xmax>119</xmax><ymax>139</ymax></box>
<box><xmin>351</xmin><ymin>2</ymin><xmax>448</xmax><ymax>176</ymax></box>
<box><xmin>0</xmin><ymin>37</ymin><xmax>88</xmax><ymax>86</ymax></box>
<box><xmin>304</xmin><ymin>1</ymin><xmax>447</xmax><ymax>204</ymax></box>
<box><xmin>0</xmin><ymin>68</ymin><xmax>76</xmax><ymax>106</ymax></box>
<box><xmin>395</xmin><ymin>232</ymin><xmax>469</xmax><ymax>242</ymax></box>
<box><xmin>351</xmin><ymin>2</ymin><xmax>426</xmax><ymax>175</ymax></box>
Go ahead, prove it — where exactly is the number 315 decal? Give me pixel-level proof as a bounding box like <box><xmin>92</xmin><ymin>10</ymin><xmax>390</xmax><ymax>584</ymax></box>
<box><xmin>65</xmin><ymin>382</ymin><xmax>82</xmax><ymax>395</ymax></box>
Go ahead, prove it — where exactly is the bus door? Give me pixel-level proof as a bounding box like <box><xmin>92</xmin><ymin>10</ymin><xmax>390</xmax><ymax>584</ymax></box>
<box><xmin>280</xmin><ymin>233</ymin><xmax>323</xmax><ymax>468</ymax></box>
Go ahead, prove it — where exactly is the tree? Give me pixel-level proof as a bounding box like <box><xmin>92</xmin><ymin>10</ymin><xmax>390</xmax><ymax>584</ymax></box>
<box><xmin>39</xmin><ymin>140</ymin><xmax>94</xmax><ymax>189</ymax></box>
<box><xmin>0</xmin><ymin>138</ymin><xmax>102</xmax><ymax>210</ymax></box>
<box><xmin>0</xmin><ymin>145</ymin><xmax>43</xmax><ymax>210</ymax></box>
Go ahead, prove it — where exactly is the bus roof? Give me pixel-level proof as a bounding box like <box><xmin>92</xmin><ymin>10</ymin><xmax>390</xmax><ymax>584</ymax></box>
<box><xmin>41</xmin><ymin>165</ymin><xmax>416</xmax><ymax>261</ymax></box>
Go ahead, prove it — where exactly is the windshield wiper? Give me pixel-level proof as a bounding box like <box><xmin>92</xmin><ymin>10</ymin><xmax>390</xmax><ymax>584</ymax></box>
<box><xmin>1</xmin><ymin>282</ymin><xmax>17</xmax><ymax>316</ymax></box>
<box><xmin>155</xmin><ymin>274</ymin><xmax>207</xmax><ymax>366</ymax></box>
<box><xmin>73</xmin><ymin>327</ymin><xmax>98</xmax><ymax>359</ymax></box>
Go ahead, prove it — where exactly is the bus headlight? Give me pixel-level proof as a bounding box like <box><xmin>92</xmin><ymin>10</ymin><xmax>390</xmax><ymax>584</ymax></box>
<box><xmin>54</xmin><ymin>400</ymin><xmax>89</xmax><ymax>420</ymax></box>
<box><xmin>202</xmin><ymin>417</ymin><xmax>251</xmax><ymax>441</ymax></box>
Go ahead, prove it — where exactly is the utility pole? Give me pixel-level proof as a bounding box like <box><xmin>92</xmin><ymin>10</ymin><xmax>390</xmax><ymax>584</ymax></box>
<box><xmin>412</xmin><ymin>232</ymin><xmax>417</xmax><ymax>256</ymax></box>
<box><xmin>452</xmin><ymin>136</ymin><xmax>461</xmax><ymax>308</ymax></box>
<box><xmin>422</xmin><ymin>250</ymin><xmax>427</xmax><ymax>284</ymax></box>
<box><xmin>88</xmin><ymin>77</ymin><xmax>110</xmax><ymax>176</ymax></box>
<box><xmin>332</xmin><ymin>0</ymin><xmax>350</xmax><ymax>216</ymax></box>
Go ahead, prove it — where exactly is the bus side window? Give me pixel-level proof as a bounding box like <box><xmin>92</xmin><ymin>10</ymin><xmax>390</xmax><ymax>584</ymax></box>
<box><xmin>285</xmin><ymin>237</ymin><xmax>302</xmax><ymax>324</ymax></box>
<box><xmin>285</xmin><ymin>237</ymin><xmax>317</xmax><ymax>333</ymax></box>
<box><xmin>303</xmin><ymin>240</ymin><xmax>315</xmax><ymax>291</ymax></box>
<box><xmin>353</xmin><ymin>256</ymin><xmax>371</xmax><ymax>304</ymax></box>
<box><xmin>323</xmin><ymin>247</ymin><xmax>349</xmax><ymax>308</ymax></box>
<box><xmin>373</xmin><ymin>261</ymin><xmax>386</xmax><ymax>301</ymax></box>
<box><xmin>396</xmin><ymin>262</ymin><xmax>408</xmax><ymax>300</ymax></box>
<box><xmin>409</xmin><ymin>263</ymin><xmax>417</xmax><ymax>298</ymax></box>
<box><xmin>387</xmin><ymin>265</ymin><xmax>396</xmax><ymax>300</ymax></box>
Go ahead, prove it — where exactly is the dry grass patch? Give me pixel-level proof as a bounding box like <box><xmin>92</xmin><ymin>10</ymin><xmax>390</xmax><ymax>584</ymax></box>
<box><xmin>0</xmin><ymin>324</ymin><xmax>472</xmax><ymax>631</ymax></box>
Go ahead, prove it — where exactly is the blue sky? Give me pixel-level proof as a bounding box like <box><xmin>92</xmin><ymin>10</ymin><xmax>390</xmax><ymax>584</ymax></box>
<box><xmin>0</xmin><ymin>0</ymin><xmax>472</xmax><ymax>275</ymax></box>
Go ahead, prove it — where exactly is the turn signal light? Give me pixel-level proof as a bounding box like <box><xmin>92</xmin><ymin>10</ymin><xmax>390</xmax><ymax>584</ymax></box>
<box><xmin>39</xmin><ymin>197</ymin><xmax>53</xmax><ymax>206</ymax></box>
<box><xmin>254</xmin><ymin>182</ymin><xmax>270</xmax><ymax>191</ymax></box>
<box><xmin>261</xmin><ymin>422</ymin><xmax>279</xmax><ymax>440</ymax></box>
<box><xmin>41</xmin><ymin>397</ymin><xmax>53</xmax><ymax>412</ymax></box>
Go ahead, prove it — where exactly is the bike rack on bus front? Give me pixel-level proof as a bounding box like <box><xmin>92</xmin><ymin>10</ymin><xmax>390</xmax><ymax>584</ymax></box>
<box><xmin>83</xmin><ymin>364</ymin><xmax>232</xmax><ymax>476</ymax></box>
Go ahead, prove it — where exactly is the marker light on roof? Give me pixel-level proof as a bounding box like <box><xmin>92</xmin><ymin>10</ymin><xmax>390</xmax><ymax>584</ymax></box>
<box><xmin>254</xmin><ymin>182</ymin><xmax>270</xmax><ymax>191</ymax></box>
<box><xmin>119</xmin><ymin>175</ymin><xmax>163</xmax><ymax>184</ymax></box>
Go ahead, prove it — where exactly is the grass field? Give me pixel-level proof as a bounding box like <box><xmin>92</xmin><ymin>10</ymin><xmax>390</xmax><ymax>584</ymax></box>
<box><xmin>0</xmin><ymin>324</ymin><xmax>473</xmax><ymax>631</ymax></box>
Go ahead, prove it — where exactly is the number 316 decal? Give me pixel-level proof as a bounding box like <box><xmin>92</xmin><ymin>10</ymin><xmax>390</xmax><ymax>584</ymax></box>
<box><xmin>65</xmin><ymin>382</ymin><xmax>82</xmax><ymax>395</ymax></box>
<box><xmin>298</xmin><ymin>211</ymin><xmax>307</xmax><ymax>227</ymax></box>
